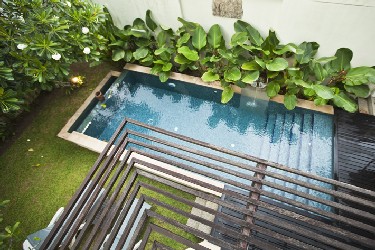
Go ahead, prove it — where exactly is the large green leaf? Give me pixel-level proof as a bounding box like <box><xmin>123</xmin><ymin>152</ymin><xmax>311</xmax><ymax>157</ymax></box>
<box><xmin>255</xmin><ymin>57</ymin><xmax>266</xmax><ymax>69</ymax></box>
<box><xmin>154</xmin><ymin>46</ymin><xmax>168</xmax><ymax>55</ymax></box>
<box><xmin>344</xmin><ymin>66</ymin><xmax>375</xmax><ymax>86</ymax></box>
<box><xmin>242</xmin><ymin>71</ymin><xmax>260</xmax><ymax>84</ymax></box>
<box><xmin>315</xmin><ymin>56</ymin><xmax>336</xmax><ymax>64</ymax></box>
<box><xmin>304</xmin><ymin>88</ymin><xmax>316</xmax><ymax>97</ymax></box>
<box><xmin>287</xmin><ymin>68</ymin><xmax>302</xmax><ymax>78</ymax></box>
<box><xmin>266</xmin><ymin>58</ymin><xmax>288</xmax><ymax>71</ymax></box>
<box><xmin>218</xmin><ymin>49</ymin><xmax>234</xmax><ymax>61</ymax></box>
<box><xmin>347</xmin><ymin>66</ymin><xmax>375</xmax><ymax>78</ymax></box>
<box><xmin>266</xmin><ymin>81</ymin><xmax>280</xmax><ymax>97</ymax></box>
<box><xmin>331</xmin><ymin>48</ymin><xmax>353</xmax><ymax>72</ymax></box>
<box><xmin>234</xmin><ymin>20</ymin><xmax>248</xmax><ymax>33</ymax></box>
<box><xmin>159</xmin><ymin>51</ymin><xmax>171</xmax><ymax>61</ymax></box>
<box><xmin>224</xmin><ymin>67</ymin><xmax>241</xmax><ymax>82</ymax></box>
<box><xmin>261</xmin><ymin>30</ymin><xmax>279</xmax><ymax>53</ymax></box>
<box><xmin>332</xmin><ymin>92</ymin><xmax>358</xmax><ymax>112</ymax></box>
<box><xmin>130</xmin><ymin>18</ymin><xmax>150</xmax><ymax>38</ymax></box>
<box><xmin>314</xmin><ymin>97</ymin><xmax>328</xmax><ymax>106</ymax></box>
<box><xmin>241</xmin><ymin>61</ymin><xmax>261</xmax><ymax>71</ymax></box>
<box><xmin>230</xmin><ymin>32</ymin><xmax>248</xmax><ymax>47</ymax></box>
<box><xmin>124</xmin><ymin>50</ymin><xmax>133</xmax><ymax>62</ymax></box>
<box><xmin>140</xmin><ymin>55</ymin><xmax>154</xmax><ymax>66</ymax></box>
<box><xmin>312</xmin><ymin>85</ymin><xmax>334</xmax><ymax>99</ymax></box>
<box><xmin>294</xmin><ymin>79</ymin><xmax>311</xmax><ymax>88</ymax></box>
<box><xmin>177</xmin><ymin>17</ymin><xmax>198</xmax><ymax>34</ymax></box>
<box><xmin>159</xmin><ymin>71</ymin><xmax>170</xmax><ymax>82</ymax></box>
<box><xmin>296</xmin><ymin>42</ymin><xmax>320</xmax><ymax>64</ymax></box>
<box><xmin>234</xmin><ymin>20</ymin><xmax>263</xmax><ymax>46</ymax></box>
<box><xmin>284</xmin><ymin>94</ymin><xmax>297</xmax><ymax>110</ymax></box>
<box><xmin>267</xmin><ymin>71</ymin><xmax>279</xmax><ymax>79</ymax></box>
<box><xmin>0</xmin><ymin>88</ymin><xmax>23</xmax><ymax>113</ymax></box>
<box><xmin>133</xmin><ymin>48</ymin><xmax>149</xmax><ymax>60</ymax></box>
<box><xmin>177</xmin><ymin>46</ymin><xmax>199</xmax><ymax>61</ymax></box>
<box><xmin>192</xmin><ymin>25</ymin><xmax>207</xmax><ymax>50</ymax></box>
<box><xmin>176</xmin><ymin>33</ymin><xmax>191</xmax><ymax>47</ymax></box>
<box><xmin>112</xmin><ymin>49</ymin><xmax>125</xmax><ymax>61</ymax></box>
<box><xmin>157</xmin><ymin>30</ymin><xmax>173</xmax><ymax>46</ymax></box>
<box><xmin>344</xmin><ymin>85</ymin><xmax>370</xmax><ymax>98</ymax></box>
<box><xmin>134</xmin><ymin>38</ymin><xmax>151</xmax><ymax>47</ymax></box>
<box><xmin>174</xmin><ymin>54</ymin><xmax>191</xmax><ymax>64</ymax></box>
<box><xmin>240</xmin><ymin>44</ymin><xmax>263</xmax><ymax>52</ymax></box>
<box><xmin>162</xmin><ymin>63</ymin><xmax>173</xmax><ymax>71</ymax></box>
<box><xmin>145</xmin><ymin>10</ymin><xmax>157</xmax><ymax>31</ymax></box>
<box><xmin>0</xmin><ymin>63</ymin><xmax>14</xmax><ymax>81</ymax></box>
<box><xmin>274</xmin><ymin>43</ymin><xmax>298</xmax><ymax>55</ymax></box>
<box><xmin>314</xmin><ymin>63</ymin><xmax>327</xmax><ymax>81</ymax></box>
<box><xmin>221</xmin><ymin>86</ymin><xmax>234</xmax><ymax>104</ymax></box>
<box><xmin>150</xmin><ymin>64</ymin><xmax>163</xmax><ymax>75</ymax></box>
<box><xmin>208</xmin><ymin>24</ymin><xmax>222</xmax><ymax>49</ymax></box>
<box><xmin>202</xmin><ymin>71</ymin><xmax>220</xmax><ymax>82</ymax></box>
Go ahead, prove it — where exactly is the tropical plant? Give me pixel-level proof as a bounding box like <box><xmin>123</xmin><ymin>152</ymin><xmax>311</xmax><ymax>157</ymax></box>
<box><xmin>0</xmin><ymin>0</ymin><xmax>115</xmax><ymax>139</ymax></box>
<box><xmin>0</xmin><ymin>88</ymin><xmax>23</xmax><ymax>114</ymax></box>
<box><xmin>110</xmin><ymin>10</ymin><xmax>375</xmax><ymax>112</ymax></box>
<box><xmin>278</xmin><ymin>47</ymin><xmax>375</xmax><ymax>111</ymax></box>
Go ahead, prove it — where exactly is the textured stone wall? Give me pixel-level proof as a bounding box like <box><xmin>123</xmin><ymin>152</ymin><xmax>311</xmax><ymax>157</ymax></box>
<box><xmin>212</xmin><ymin>0</ymin><xmax>243</xmax><ymax>19</ymax></box>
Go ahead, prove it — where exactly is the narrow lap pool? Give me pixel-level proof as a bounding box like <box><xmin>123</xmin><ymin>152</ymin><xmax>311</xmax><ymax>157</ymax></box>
<box><xmin>70</xmin><ymin>69</ymin><xmax>334</xmax><ymax>211</ymax></box>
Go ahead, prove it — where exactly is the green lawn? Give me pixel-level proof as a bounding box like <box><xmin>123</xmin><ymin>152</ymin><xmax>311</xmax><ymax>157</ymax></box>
<box><xmin>0</xmin><ymin>62</ymin><xmax>199</xmax><ymax>249</ymax></box>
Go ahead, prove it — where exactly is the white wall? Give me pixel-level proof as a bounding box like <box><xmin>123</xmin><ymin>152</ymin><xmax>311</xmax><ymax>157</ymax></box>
<box><xmin>93</xmin><ymin>0</ymin><xmax>375</xmax><ymax>66</ymax></box>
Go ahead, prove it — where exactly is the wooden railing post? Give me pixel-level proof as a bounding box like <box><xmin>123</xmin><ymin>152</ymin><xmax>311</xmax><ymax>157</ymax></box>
<box><xmin>240</xmin><ymin>163</ymin><xmax>267</xmax><ymax>249</ymax></box>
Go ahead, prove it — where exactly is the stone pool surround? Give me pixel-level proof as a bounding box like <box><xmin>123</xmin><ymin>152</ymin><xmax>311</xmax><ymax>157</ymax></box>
<box><xmin>58</xmin><ymin>63</ymin><xmax>334</xmax><ymax>195</ymax></box>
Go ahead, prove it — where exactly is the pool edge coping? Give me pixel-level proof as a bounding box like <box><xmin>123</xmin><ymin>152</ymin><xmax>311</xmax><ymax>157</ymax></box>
<box><xmin>58</xmin><ymin>70</ymin><xmax>121</xmax><ymax>144</ymax></box>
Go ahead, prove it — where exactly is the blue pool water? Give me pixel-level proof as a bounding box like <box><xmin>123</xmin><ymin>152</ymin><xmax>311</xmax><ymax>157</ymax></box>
<box><xmin>75</xmin><ymin>70</ymin><xmax>334</xmax><ymax>211</ymax></box>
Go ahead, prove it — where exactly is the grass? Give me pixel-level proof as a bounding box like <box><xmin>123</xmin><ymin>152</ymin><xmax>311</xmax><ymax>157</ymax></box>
<box><xmin>0</xmin><ymin>62</ymin><xmax>199</xmax><ymax>249</ymax></box>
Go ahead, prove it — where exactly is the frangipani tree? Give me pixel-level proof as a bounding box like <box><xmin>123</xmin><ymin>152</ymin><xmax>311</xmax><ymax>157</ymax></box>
<box><xmin>0</xmin><ymin>0</ymin><xmax>115</xmax><ymax>138</ymax></box>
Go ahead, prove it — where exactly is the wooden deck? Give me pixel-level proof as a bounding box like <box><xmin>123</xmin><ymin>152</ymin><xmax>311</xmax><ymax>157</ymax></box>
<box><xmin>38</xmin><ymin>118</ymin><xmax>375</xmax><ymax>250</ymax></box>
<box><xmin>334</xmin><ymin>109</ymin><xmax>375</xmax><ymax>240</ymax></box>
<box><xmin>335</xmin><ymin>109</ymin><xmax>375</xmax><ymax>191</ymax></box>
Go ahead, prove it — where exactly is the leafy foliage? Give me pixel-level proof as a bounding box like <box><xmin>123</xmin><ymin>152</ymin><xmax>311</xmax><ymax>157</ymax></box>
<box><xmin>107</xmin><ymin>10</ymin><xmax>374</xmax><ymax>112</ymax></box>
<box><xmin>0</xmin><ymin>0</ymin><xmax>115</xmax><ymax>139</ymax></box>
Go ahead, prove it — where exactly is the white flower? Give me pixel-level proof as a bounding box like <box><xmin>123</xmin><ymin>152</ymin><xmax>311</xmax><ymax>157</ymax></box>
<box><xmin>0</xmin><ymin>8</ymin><xmax>4</xmax><ymax>13</ymax></box>
<box><xmin>71</xmin><ymin>77</ymin><xmax>79</xmax><ymax>83</ymax></box>
<box><xmin>52</xmin><ymin>53</ymin><xmax>61</xmax><ymax>60</ymax></box>
<box><xmin>66</xmin><ymin>1</ymin><xmax>71</xmax><ymax>7</ymax></box>
<box><xmin>17</xmin><ymin>44</ymin><xmax>27</xmax><ymax>50</ymax></box>
<box><xmin>81</xmin><ymin>27</ymin><xmax>89</xmax><ymax>34</ymax></box>
<box><xmin>83</xmin><ymin>47</ymin><xmax>91</xmax><ymax>54</ymax></box>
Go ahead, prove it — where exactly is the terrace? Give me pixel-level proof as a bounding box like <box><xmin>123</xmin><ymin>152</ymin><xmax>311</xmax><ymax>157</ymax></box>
<box><xmin>0</xmin><ymin>0</ymin><xmax>375</xmax><ymax>249</ymax></box>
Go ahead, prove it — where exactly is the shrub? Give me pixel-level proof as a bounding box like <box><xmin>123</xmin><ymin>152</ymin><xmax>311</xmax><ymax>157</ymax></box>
<box><xmin>109</xmin><ymin>11</ymin><xmax>375</xmax><ymax>112</ymax></box>
<box><xmin>0</xmin><ymin>0</ymin><xmax>116</xmax><ymax>139</ymax></box>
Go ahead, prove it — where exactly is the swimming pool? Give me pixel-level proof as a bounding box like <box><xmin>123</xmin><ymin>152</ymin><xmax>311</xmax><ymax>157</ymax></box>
<box><xmin>70</xmin><ymin>68</ymin><xmax>334</xmax><ymax>211</ymax></box>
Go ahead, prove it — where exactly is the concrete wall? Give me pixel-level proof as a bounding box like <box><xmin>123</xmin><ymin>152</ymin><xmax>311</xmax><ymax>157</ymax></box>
<box><xmin>93</xmin><ymin>0</ymin><xmax>375</xmax><ymax>67</ymax></box>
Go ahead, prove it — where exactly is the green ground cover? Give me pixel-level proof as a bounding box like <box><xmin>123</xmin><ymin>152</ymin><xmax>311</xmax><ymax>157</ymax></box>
<box><xmin>0</xmin><ymin>62</ymin><xmax>199</xmax><ymax>249</ymax></box>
